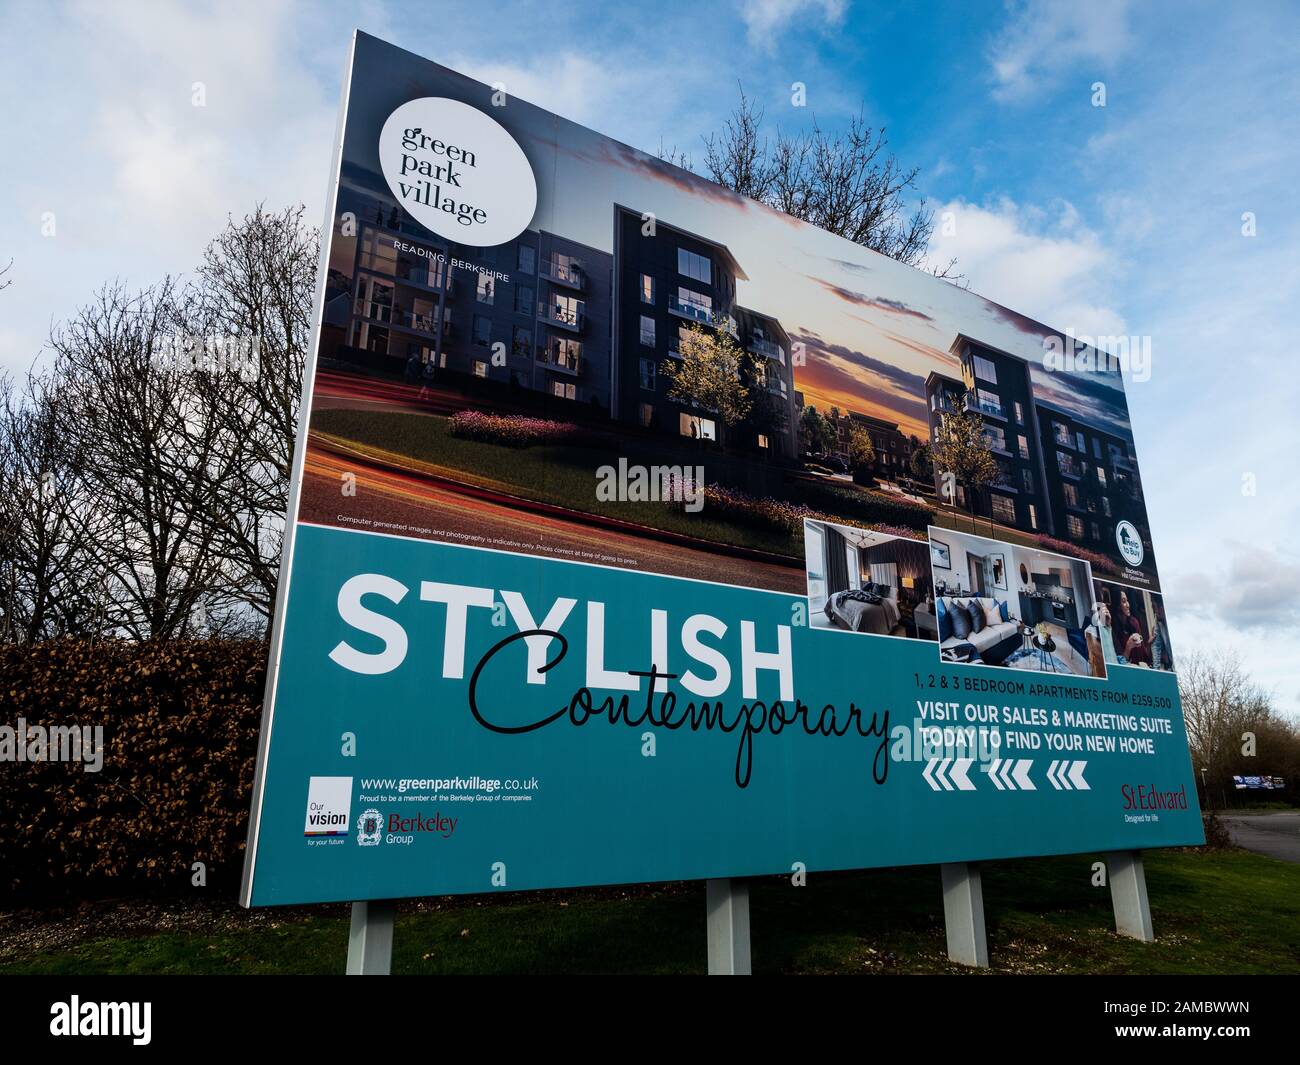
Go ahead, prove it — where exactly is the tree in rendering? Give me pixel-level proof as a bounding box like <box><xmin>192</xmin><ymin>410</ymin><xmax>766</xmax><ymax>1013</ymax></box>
<box><xmin>847</xmin><ymin>423</ymin><xmax>876</xmax><ymax>483</ymax></box>
<box><xmin>799</xmin><ymin>405</ymin><xmax>837</xmax><ymax>458</ymax></box>
<box><xmin>909</xmin><ymin>440</ymin><xmax>934</xmax><ymax>483</ymax></box>
<box><xmin>930</xmin><ymin>402</ymin><xmax>998</xmax><ymax>533</ymax></box>
<box><xmin>660</xmin><ymin>324</ymin><xmax>750</xmax><ymax>440</ymax></box>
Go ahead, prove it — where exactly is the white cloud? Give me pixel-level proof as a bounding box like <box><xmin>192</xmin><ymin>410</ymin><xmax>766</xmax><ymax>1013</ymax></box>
<box><xmin>926</xmin><ymin>197</ymin><xmax>1127</xmax><ymax>336</ymax></box>
<box><xmin>0</xmin><ymin>0</ymin><xmax>343</xmax><ymax>372</ymax></box>
<box><xmin>736</xmin><ymin>0</ymin><xmax>847</xmax><ymax>48</ymax></box>
<box><xmin>1179</xmin><ymin>542</ymin><xmax>1300</xmax><ymax>632</ymax></box>
<box><xmin>988</xmin><ymin>0</ymin><xmax>1133</xmax><ymax>102</ymax></box>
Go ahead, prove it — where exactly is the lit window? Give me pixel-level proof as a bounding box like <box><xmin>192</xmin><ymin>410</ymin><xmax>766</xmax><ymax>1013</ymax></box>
<box><xmin>1018</xmin><ymin>435</ymin><xmax>1030</xmax><ymax>459</ymax></box>
<box><xmin>640</xmin><ymin>315</ymin><xmax>655</xmax><ymax>346</ymax></box>
<box><xmin>1067</xmin><ymin>515</ymin><xmax>1084</xmax><ymax>539</ymax></box>
<box><xmin>640</xmin><ymin>274</ymin><xmax>655</xmax><ymax>304</ymax></box>
<box><xmin>1097</xmin><ymin>466</ymin><xmax>1107</xmax><ymax>487</ymax></box>
<box><xmin>476</xmin><ymin>272</ymin><xmax>495</xmax><ymax>305</ymax></box>
<box><xmin>638</xmin><ymin>403</ymin><xmax>654</xmax><ymax>428</ymax></box>
<box><xmin>679</xmin><ymin>413</ymin><xmax>716</xmax><ymax>440</ymax></box>
<box><xmin>473</xmin><ymin>360</ymin><xmax>488</xmax><ymax>378</ymax></box>
<box><xmin>757</xmin><ymin>434</ymin><xmax>769</xmax><ymax>449</ymax></box>
<box><xmin>991</xmin><ymin>494</ymin><xmax>1016</xmax><ymax>523</ymax></box>
<box><xmin>551</xmin><ymin>380</ymin><xmax>576</xmax><ymax>400</ymax></box>
<box><xmin>1027</xmin><ymin>503</ymin><xmax>1038</xmax><ymax>530</ymax></box>
<box><xmin>1013</xmin><ymin>401</ymin><xmax>1024</xmax><ymax>425</ymax></box>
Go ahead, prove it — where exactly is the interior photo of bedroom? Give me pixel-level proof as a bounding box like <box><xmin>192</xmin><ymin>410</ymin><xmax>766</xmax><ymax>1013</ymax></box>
<box><xmin>1092</xmin><ymin>578</ymin><xmax>1176</xmax><ymax>672</ymax></box>
<box><xmin>804</xmin><ymin>519</ymin><xmax>938</xmax><ymax>640</ymax></box>
<box><xmin>926</xmin><ymin>527</ymin><xmax>1108</xmax><ymax>678</ymax></box>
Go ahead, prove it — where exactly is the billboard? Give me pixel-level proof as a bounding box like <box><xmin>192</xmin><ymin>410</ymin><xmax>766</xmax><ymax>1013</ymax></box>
<box><xmin>240</xmin><ymin>31</ymin><xmax>1202</xmax><ymax>907</ymax></box>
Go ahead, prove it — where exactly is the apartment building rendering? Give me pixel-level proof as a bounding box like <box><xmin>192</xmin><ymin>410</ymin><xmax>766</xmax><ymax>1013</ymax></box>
<box><xmin>323</xmin><ymin>195</ymin><xmax>614</xmax><ymax>411</ymax></box>
<box><xmin>323</xmin><ymin>192</ymin><xmax>802</xmax><ymax>461</ymax></box>
<box><xmin>924</xmin><ymin>334</ymin><xmax>1152</xmax><ymax>574</ymax></box>
<box><xmin>611</xmin><ymin>205</ymin><xmax>800</xmax><ymax>459</ymax></box>
<box><xmin>825</xmin><ymin>410</ymin><xmax>917</xmax><ymax>484</ymax></box>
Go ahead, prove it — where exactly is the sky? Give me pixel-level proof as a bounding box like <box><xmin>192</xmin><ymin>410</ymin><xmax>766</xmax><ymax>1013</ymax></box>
<box><xmin>2</xmin><ymin>0</ymin><xmax>1298</xmax><ymax>715</ymax></box>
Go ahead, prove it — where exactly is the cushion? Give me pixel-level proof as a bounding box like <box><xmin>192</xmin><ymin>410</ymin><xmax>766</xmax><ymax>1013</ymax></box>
<box><xmin>966</xmin><ymin>600</ymin><xmax>986</xmax><ymax>634</ymax></box>
<box><xmin>949</xmin><ymin>599</ymin><xmax>973</xmax><ymax>640</ymax></box>
<box><xmin>982</xmin><ymin>600</ymin><xmax>1003</xmax><ymax>627</ymax></box>
<box><xmin>998</xmin><ymin>600</ymin><xmax>1010</xmax><ymax>622</ymax></box>
<box><xmin>936</xmin><ymin>598</ymin><xmax>953</xmax><ymax>642</ymax></box>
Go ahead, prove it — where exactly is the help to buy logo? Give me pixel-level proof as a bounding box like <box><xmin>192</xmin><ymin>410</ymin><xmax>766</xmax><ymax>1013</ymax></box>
<box><xmin>304</xmin><ymin>776</ymin><xmax>353</xmax><ymax>836</ymax></box>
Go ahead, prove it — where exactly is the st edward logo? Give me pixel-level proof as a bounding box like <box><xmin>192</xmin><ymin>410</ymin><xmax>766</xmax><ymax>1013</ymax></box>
<box><xmin>304</xmin><ymin>775</ymin><xmax>352</xmax><ymax>837</ymax></box>
<box><xmin>357</xmin><ymin>807</ymin><xmax>384</xmax><ymax>846</ymax></box>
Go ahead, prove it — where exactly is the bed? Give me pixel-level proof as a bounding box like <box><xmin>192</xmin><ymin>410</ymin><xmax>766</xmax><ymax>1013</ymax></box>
<box><xmin>825</xmin><ymin>588</ymin><xmax>901</xmax><ymax>634</ymax></box>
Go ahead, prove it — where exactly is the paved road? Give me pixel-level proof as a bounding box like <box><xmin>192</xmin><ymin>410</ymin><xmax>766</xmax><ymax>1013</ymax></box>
<box><xmin>298</xmin><ymin>443</ymin><xmax>808</xmax><ymax>594</ymax></box>
<box><xmin>1218</xmin><ymin>812</ymin><xmax>1300</xmax><ymax>863</ymax></box>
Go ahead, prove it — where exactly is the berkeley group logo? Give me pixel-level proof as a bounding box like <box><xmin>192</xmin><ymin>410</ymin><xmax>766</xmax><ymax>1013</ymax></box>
<box><xmin>304</xmin><ymin>775</ymin><xmax>353</xmax><ymax>837</ymax></box>
<box><xmin>357</xmin><ymin>807</ymin><xmax>383</xmax><ymax>846</ymax></box>
<box><xmin>378</xmin><ymin>96</ymin><xmax>537</xmax><ymax>246</ymax></box>
<box><xmin>1115</xmin><ymin>520</ymin><xmax>1144</xmax><ymax>566</ymax></box>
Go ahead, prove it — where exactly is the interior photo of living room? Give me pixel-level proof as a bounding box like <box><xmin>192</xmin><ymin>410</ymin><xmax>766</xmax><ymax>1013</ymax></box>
<box><xmin>1093</xmin><ymin>578</ymin><xmax>1176</xmax><ymax>672</ymax></box>
<box><xmin>928</xmin><ymin>527</ymin><xmax>1107</xmax><ymax>677</ymax></box>
<box><xmin>804</xmin><ymin>518</ymin><xmax>938</xmax><ymax>640</ymax></box>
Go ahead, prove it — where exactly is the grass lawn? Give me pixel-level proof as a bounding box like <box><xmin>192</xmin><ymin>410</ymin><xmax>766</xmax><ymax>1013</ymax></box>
<box><xmin>4</xmin><ymin>849</ymin><xmax>1296</xmax><ymax>975</ymax></box>
<box><xmin>312</xmin><ymin>408</ymin><xmax>801</xmax><ymax>557</ymax></box>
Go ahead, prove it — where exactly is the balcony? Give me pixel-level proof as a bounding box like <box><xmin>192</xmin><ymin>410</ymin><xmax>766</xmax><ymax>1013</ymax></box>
<box><xmin>668</xmin><ymin>294</ymin><xmax>714</xmax><ymax>325</ymax></box>
<box><xmin>966</xmin><ymin>390</ymin><xmax>1005</xmax><ymax>419</ymax></box>
<box><xmin>541</xmin><ymin>352</ymin><xmax>582</xmax><ymax>376</ymax></box>
<box><xmin>540</xmin><ymin>339</ymin><xmax>583</xmax><ymax>376</ymax></box>
<box><xmin>750</xmin><ymin>336</ymin><xmax>785</xmax><ymax>363</ymax></box>
<box><xmin>539</xmin><ymin>300</ymin><xmax>584</xmax><ymax>332</ymax></box>
<box><xmin>540</xmin><ymin>259</ymin><xmax>585</xmax><ymax>290</ymax></box>
<box><xmin>354</xmin><ymin>297</ymin><xmax>392</xmax><ymax>323</ymax></box>
<box><xmin>390</xmin><ymin>307</ymin><xmax>442</xmax><ymax>335</ymax></box>
<box><xmin>394</xmin><ymin>263</ymin><xmax>453</xmax><ymax>293</ymax></box>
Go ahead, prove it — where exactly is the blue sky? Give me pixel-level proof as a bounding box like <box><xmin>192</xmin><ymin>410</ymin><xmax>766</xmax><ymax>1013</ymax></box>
<box><xmin>2</xmin><ymin>0</ymin><xmax>1298</xmax><ymax>713</ymax></box>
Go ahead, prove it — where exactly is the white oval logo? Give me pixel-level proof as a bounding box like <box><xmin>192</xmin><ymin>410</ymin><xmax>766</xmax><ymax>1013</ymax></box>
<box><xmin>378</xmin><ymin>97</ymin><xmax>537</xmax><ymax>246</ymax></box>
<box><xmin>1115</xmin><ymin>520</ymin><xmax>1144</xmax><ymax>566</ymax></box>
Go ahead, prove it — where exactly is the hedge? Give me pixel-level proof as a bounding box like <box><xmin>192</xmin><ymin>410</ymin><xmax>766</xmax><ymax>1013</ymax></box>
<box><xmin>448</xmin><ymin>410</ymin><xmax>614</xmax><ymax>449</ymax></box>
<box><xmin>791</xmin><ymin>480</ymin><xmax>935</xmax><ymax>532</ymax></box>
<box><xmin>0</xmin><ymin>638</ymin><xmax>266</xmax><ymax>901</ymax></box>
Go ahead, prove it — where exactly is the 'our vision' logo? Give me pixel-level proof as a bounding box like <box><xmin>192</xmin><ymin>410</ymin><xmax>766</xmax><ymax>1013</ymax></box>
<box><xmin>1115</xmin><ymin>520</ymin><xmax>1144</xmax><ymax>566</ymax></box>
<box><xmin>357</xmin><ymin>808</ymin><xmax>383</xmax><ymax>847</ymax></box>
<box><xmin>378</xmin><ymin>96</ymin><xmax>537</xmax><ymax>246</ymax></box>
<box><xmin>304</xmin><ymin>776</ymin><xmax>353</xmax><ymax>837</ymax></box>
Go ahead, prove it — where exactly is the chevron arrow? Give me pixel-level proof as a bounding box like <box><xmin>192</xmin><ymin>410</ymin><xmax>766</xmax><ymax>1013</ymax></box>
<box><xmin>1067</xmin><ymin>760</ymin><xmax>1090</xmax><ymax>790</ymax></box>
<box><xmin>950</xmin><ymin>758</ymin><xmax>976</xmax><ymax>791</ymax></box>
<box><xmin>1011</xmin><ymin>760</ymin><xmax>1036</xmax><ymax>790</ymax></box>
<box><xmin>1047</xmin><ymin>760</ymin><xmax>1070</xmax><ymax>789</ymax></box>
<box><xmin>923</xmin><ymin>759</ymin><xmax>940</xmax><ymax>791</ymax></box>
<box><xmin>988</xmin><ymin>758</ymin><xmax>1007</xmax><ymax>790</ymax></box>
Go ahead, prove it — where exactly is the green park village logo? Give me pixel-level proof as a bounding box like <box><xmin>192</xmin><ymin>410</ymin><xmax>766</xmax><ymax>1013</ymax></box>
<box><xmin>397</xmin><ymin>127</ymin><xmax>487</xmax><ymax>227</ymax></box>
<box><xmin>0</xmin><ymin>718</ymin><xmax>103</xmax><ymax>772</ymax></box>
<box><xmin>50</xmin><ymin>996</ymin><xmax>151</xmax><ymax>1045</ymax></box>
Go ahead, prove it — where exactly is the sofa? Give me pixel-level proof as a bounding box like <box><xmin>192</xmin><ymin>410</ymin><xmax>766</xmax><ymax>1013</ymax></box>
<box><xmin>935</xmin><ymin>595</ymin><xmax>1022</xmax><ymax>665</ymax></box>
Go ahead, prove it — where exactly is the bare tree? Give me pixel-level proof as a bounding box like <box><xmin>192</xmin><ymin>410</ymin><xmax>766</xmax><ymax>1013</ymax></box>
<box><xmin>694</xmin><ymin>90</ymin><xmax>961</xmax><ymax>281</ymax></box>
<box><xmin>187</xmin><ymin>204</ymin><xmax>316</xmax><ymax>620</ymax></box>
<box><xmin>48</xmin><ymin>280</ymin><xmax>233</xmax><ymax>639</ymax></box>
<box><xmin>1178</xmin><ymin>651</ymin><xmax>1278</xmax><ymax>805</ymax></box>
<box><xmin>0</xmin><ymin>372</ymin><xmax>107</xmax><ymax>640</ymax></box>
